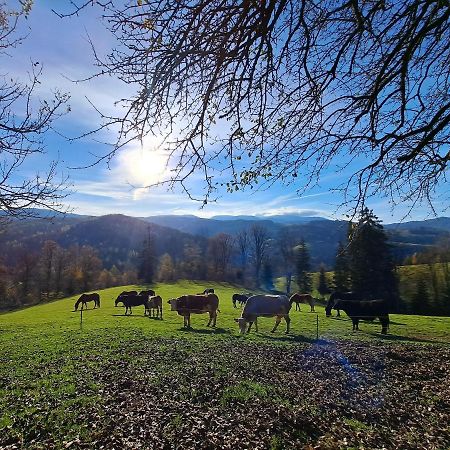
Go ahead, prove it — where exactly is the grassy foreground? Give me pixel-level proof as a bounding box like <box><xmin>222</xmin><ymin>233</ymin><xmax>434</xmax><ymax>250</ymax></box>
<box><xmin>1</xmin><ymin>281</ymin><xmax>449</xmax><ymax>449</ymax></box>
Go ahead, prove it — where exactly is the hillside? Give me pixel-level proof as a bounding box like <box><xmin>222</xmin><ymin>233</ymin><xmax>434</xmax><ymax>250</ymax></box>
<box><xmin>1</xmin><ymin>211</ymin><xmax>450</xmax><ymax>270</ymax></box>
<box><xmin>0</xmin><ymin>214</ymin><xmax>206</xmax><ymax>269</ymax></box>
<box><xmin>0</xmin><ymin>283</ymin><xmax>449</xmax><ymax>449</ymax></box>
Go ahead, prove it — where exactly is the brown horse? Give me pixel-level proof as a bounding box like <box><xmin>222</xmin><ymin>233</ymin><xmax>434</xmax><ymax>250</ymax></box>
<box><xmin>74</xmin><ymin>293</ymin><xmax>100</xmax><ymax>311</ymax></box>
<box><xmin>289</xmin><ymin>293</ymin><xmax>315</xmax><ymax>312</ymax></box>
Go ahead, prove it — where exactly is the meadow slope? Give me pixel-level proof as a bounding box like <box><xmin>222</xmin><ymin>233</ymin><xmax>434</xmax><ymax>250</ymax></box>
<box><xmin>1</xmin><ymin>281</ymin><xmax>449</xmax><ymax>449</ymax></box>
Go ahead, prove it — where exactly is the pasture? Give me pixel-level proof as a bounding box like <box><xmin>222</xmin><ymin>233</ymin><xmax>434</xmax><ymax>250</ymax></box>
<box><xmin>1</xmin><ymin>281</ymin><xmax>449</xmax><ymax>449</ymax></box>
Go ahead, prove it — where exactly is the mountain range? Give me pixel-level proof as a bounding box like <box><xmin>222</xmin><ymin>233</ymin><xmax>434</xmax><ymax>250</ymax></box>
<box><xmin>1</xmin><ymin>210</ymin><xmax>449</xmax><ymax>270</ymax></box>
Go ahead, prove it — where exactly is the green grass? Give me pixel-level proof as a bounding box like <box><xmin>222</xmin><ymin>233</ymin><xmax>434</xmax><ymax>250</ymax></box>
<box><xmin>1</xmin><ymin>280</ymin><xmax>449</xmax><ymax>343</ymax></box>
<box><xmin>0</xmin><ymin>281</ymin><xmax>449</xmax><ymax>448</ymax></box>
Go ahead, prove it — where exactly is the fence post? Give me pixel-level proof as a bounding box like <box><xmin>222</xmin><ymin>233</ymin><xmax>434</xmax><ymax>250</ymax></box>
<box><xmin>316</xmin><ymin>314</ymin><xmax>319</xmax><ymax>340</ymax></box>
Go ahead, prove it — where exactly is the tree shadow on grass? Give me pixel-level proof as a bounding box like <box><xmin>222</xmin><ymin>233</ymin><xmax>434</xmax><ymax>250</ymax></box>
<box><xmin>111</xmin><ymin>314</ymin><xmax>148</xmax><ymax>318</ymax></box>
<box><xmin>177</xmin><ymin>327</ymin><xmax>231</xmax><ymax>335</ymax></box>
<box><xmin>255</xmin><ymin>333</ymin><xmax>317</xmax><ymax>344</ymax></box>
<box><xmin>364</xmin><ymin>330</ymin><xmax>449</xmax><ymax>345</ymax></box>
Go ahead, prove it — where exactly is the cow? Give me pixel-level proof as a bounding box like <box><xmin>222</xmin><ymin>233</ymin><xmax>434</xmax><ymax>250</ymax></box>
<box><xmin>146</xmin><ymin>295</ymin><xmax>163</xmax><ymax>319</ymax></box>
<box><xmin>325</xmin><ymin>291</ymin><xmax>358</xmax><ymax>317</ymax></box>
<box><xmin>289</xmin><ymin>293</ymin><xmax>316</xmax><ymax>312</ymax></box>
<box><xmin>332</xmin><ymin>298</ymin><xmax>390</xmax><ymax>334</ymax></box>
<box><xmin>116</xmin><ymin>290</ymin><xmax>138</xmax><ymax>302</ymax></box>
<box><xmin>138</xmin><ymin>289</ymin><xmax>156</xmax><ymax>298</ymax></box>
<box><xmin>234</xmin><ymin>294</ymin><xmax>291</xmax><ymax>334</ymax></box>
<box><xmin>115</xmin><ymin>294</ymin><xmax>148</xmax><ymax>315</ymax></box>
<box><xmin>232</xmin><ymin>293</ymin><xmax>252</xmax><ymax>308</ymax></box>
<box><xmin>203</xmin><ymin>288</ymin><xmax>215</xmax><ymax>294</ymax></box>
<box><xmin>168</xmin><ymin>293</ymin><xmax>219</xmax><ymax>328</ymax></box>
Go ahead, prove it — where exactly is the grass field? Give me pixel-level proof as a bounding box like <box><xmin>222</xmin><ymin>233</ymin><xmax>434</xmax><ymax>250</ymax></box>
<box><xmin>1</xmin><ymin>281</ymin><xmax>449</xmax><ymax>449</ymax></box>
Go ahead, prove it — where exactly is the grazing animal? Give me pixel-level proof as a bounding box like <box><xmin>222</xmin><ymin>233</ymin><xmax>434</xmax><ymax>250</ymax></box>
<box><xmin>138</xmin><ymin>289</ymin><xmax>156</xmax><ymax>298</ymax></box>
<box><xmin>115</xmin><ymin>294</ymin><xmax>148</xmax><ymax>315</ymax></box>
<box><xmin>117</xmin><ymin>290</ymin><xmax>138</xmax><ymax>300</ymax></box>
<box><xmin>289</xmin><ymin>293</ymin><xmax>316</xmax><ymax>312</ymax></box>
<box><xmin>332</xmin><ymin>298</ymin><xmax>390</xmax><ymax>334</ymax></box>
<box><xmin>325</xmin><ymin>291</ymin><xmax>358</xmax><ymax>317</ymax></box>
<box><xmin>234</xmin><ymin>295</ymin><xmax>291</xmax><ymax>334</ymax></box>
<box><xmin>146</xmin><ymin>295</ymin><xmax>163</xmax><ymax>319</ymax></box>
<box><xmin>203</xmin><ymin>288</ymin><xmax>215</xmax><ymax>294</ymax></box>
<box><xmin>232</xmin><ymin>293</ymin><xmax>252</xmax><ymax>308</ymax></box>
<box><xmin>168</xmin><ymin>293</ymin><xmax>219</xmax><ymax>328</ymax></box>
<box><xmin>74</xmin><ymin>293</ymin><xmax>100</xmax><ymax>311</ymax></box>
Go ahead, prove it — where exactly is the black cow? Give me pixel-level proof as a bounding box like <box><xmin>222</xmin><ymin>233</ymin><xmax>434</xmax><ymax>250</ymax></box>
<box><xmin>203</xmin><ymin>288</ymin><xmax>215</xmax><ymax>294</ymax></box>
<box><xmin>232</xmin><ymin>293</ymin><xmax>251</xmax><ymax>308</ymax></box>
<box><xmin>333</xmin><ymin>299</ymin><xmax>390</xmax><ymax>334</ymax></box>
<box><xmin>115</xmin><ymin>294</ymin><xmax>148</xmax><ymax>315</ymax></box>
<box><xmin>325</xmin><ymin>291</ymin><xmax>358</xmax><ymax>317</ymax></box>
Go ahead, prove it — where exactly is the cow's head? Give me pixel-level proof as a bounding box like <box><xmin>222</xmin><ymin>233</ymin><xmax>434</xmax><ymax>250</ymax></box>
<box><xmin>167</xmin><ymin>298</ymin><xmax>177</xmax><ymax>310</ymax></box>
<box><xmin>325</xmin><ymin>298</ymin><xmax>335</xmax><ymax>316</ymax></box>
<box><xmin>234</xmin><ymin>317</ymin><xmax>248</xmax><ymax>334</ymax></box>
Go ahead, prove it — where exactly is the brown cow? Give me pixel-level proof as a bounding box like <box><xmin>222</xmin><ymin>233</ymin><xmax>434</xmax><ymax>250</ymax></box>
<box><xmin>289</xmin><ymin>293</ymin><xmax>316</xmax><ymax>312</ymax></box>
<box><xmin>168</xmin><ymin>293</ymin><xmax>219</xmax><ymax>328</ymax></box>
<box><xmin>146</xmin><ymin>295</ymin><xmax>163</xmax><ymax>319</ymax></box>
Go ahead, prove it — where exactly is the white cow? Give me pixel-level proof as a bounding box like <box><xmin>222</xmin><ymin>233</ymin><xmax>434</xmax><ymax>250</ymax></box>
<box><xmin>234</xmin><ymin>294</ymin><xmax>291</xmax><ymax>334</ymax></box>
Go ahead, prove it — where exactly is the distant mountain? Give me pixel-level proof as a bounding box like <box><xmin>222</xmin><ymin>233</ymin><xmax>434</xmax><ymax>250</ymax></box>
<box><xmin>386</xmin><ymin>217</ymin><xmax>450</xmax><ymax>232</ymax></box>
<box><xmin>212</xmin><ymin>214</ymin><xmax>329</xmax><ymax>224</ymax></box>
<box><xmin>0</xmin><ymin>214</ymin><xmax>206</xmax><ymax>269</ymax></box>
<box><xmin>2</xmin><ymin>210</ymin><xmax>450</xmax><ymax>271</ymax></box>
<box><xmin>142</xmin><ymin>214</ymin><xmax>281</xmax><ymax>237</ymax></box>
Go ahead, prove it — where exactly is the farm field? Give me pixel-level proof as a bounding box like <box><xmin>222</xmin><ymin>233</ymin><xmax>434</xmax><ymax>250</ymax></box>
<box><xmin>1</xmin><ymin>281</ymin><xmax>449</xmax><ymax>449</ymax></box>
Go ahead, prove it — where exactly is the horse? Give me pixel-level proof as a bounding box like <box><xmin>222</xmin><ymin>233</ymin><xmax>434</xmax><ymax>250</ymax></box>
<box><xmin>289</xmin><ymin>293</ymin><xmax>316</xmax><ymax>312</ymax></box>
<box><xmin>325</xmin><ymin>291</ymin><xmax>358</xmax><ymax>317</ymax></box>
<box><xmin>115</xmin><ymin>294</ymin><xmax>148</xmax><ymax>315</ymax></box>
<box><xmin>74</xmin><ymin>293</ymin><xmax>100</xmax><ymax>311</ymax></box>
<box><xmin>232</xmin><ymin>293</ymin><xmax>251</xmax><ymax>308</ymax></box>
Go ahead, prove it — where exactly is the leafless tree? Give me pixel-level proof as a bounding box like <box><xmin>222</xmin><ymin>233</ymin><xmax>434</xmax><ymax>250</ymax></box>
<box><xmin>235</xmin><ymin>229</ymin><xmax>250</xmax><ymax>276</ymax></box>
<box><xmin>277</xmin><ymin>228</ymin><xmax>296</xmax><ymax>294</ymax></box>
<box><xmin>207</xmin><ymin>232</ymin><xmax>233</xmax><ymax>277</ymax></box>
<box><xmin>62</xmin><ymin>0</ymin><xmax>450</xmax><ymax>213</ymax></box>
<box><xmin>250</xmin><ymin>224</ymin><xmax>269</xmax><ymax>285</ymax></box>
<box><xmin>1</xmin><ymin>2</ymin><xmax>70</xmax><ymax>222</ymax></box>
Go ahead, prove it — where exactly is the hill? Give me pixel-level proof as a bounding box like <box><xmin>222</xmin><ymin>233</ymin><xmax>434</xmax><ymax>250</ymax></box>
<box><xmin>2</xmin><ymin>211</ymin><xmax>450</xmax><ymax>270</ymax></box>
<box><xmin>0</xmin><ymin>214</ymin><xmax>206</xmax><ymax>269</ymax></box>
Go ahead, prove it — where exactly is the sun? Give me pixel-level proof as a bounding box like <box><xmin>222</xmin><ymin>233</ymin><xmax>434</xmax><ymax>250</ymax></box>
<box><xmin>117</xmin><ymin>136</ymin><xmax>169</xmax><ymax>187</ymax></box>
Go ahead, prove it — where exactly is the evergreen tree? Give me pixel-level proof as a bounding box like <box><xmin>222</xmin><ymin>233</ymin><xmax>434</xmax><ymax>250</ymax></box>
<box><xmin>411</xmin><ymin>277</ymin><xmax>430</xmax><ymax>315</ymax></box>
<box><xmin>347</xmin><ymin>208</ymin><xmax>399</xmax><ymax>309</ymax></box>
<box><xmin>317</xmin><ymin>265</ymin><xmax>329</xmax><ymax>297</ymax></box>
<box><xmin>333</xmin><ymin>241</ymin><xmax>350</xmax><ymax>292</ymax></box>
<box><xmin>262</xmin><ymin>262</ymin><xmax>274</xmax><ymax>291</ymax></box>
<box><xmin>296</xmin><ymin>239</ymin><xmax>311</xmax><ymax>293</ymax></box>
<box><xmin>138</xmin><ymin>227</ymin><xmax>157</xmax><ymax>283</ymax></box>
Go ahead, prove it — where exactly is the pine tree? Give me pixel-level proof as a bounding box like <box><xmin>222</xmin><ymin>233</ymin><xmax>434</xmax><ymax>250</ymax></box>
<box><xmin>138</xmin><ymin>227</ymin><xmax>157</xmax><ymax>283</ymax></box>
<box><xmin>347</xmin><ymin>208</ymin><xmax>399</xmax><ymax>309</ymax></box>
<box><xmin>317</xmin><ymin>265</ymin><xmax>329</xmax><ymax>297</ymax></box>
<box><xmin>333</xmin><ymin>241</ymin><xmax>350</xmax><ymax>291</ymax></box>
<box><xmin>296</xmin><ymin>239</ymin><xmax>311</xmax><ymax>293</ymax></box>
<box><xmin>411</xmin><ymin>278</ymin><xmax>430</xmax><ymax>315</ymax></box>
<box><xmin>262</xmin><ymin>262</ymin><xmax>274</xmax><ymax>290</ymax></box>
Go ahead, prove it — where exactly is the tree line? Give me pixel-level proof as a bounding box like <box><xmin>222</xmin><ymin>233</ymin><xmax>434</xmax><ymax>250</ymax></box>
<box><xmin>1</xmin><ymin>208</ymin><xmax>449</xmax><ymax>316</ymax></box>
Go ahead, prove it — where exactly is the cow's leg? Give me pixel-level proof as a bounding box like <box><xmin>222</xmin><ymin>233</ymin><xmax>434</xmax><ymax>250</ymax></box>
<box><xmin>160</xmin><ymin>306</ymin><xmax>163</xmax><ymax>320</ymax></box>
<box><xmin>337</xmin><ymin>309</ymin><xmax>341</xmax><ymax>317</ymax></box>
<box><xmin>212</xmin><ymin>311</ymin><xmax>217</xmax><ymax>327</ymax></box>
<box><xmin>247</xmin><ymin>322</ymin><xmax>253</xmax><ymax>333</ymax></box>
<box><xmin>254</xmin><ymin>318</ymin><xmax>258</xmax><ymax>332</ymax></box>
<box><xmin>285</xmin><ymin>315</ymin><xmax>291</xmax><ymax>334</ymax></box>
<box><xmin>271</xmin><ymin>316</ymin><xmax>282</xmax><ymax>333</ymax></box>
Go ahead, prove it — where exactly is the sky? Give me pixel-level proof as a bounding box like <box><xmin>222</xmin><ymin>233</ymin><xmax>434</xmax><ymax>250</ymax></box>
<box><xmin>3</xmin><ymin>1</ymin><xmax>448</xmax><ymax>224</ymax></box>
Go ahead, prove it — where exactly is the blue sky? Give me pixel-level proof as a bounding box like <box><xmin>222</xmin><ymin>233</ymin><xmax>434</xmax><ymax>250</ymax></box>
<box><xmin>4</xmin><ymin>1</ymin><xmax>448</xmax><ymax>223</ymax></box>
